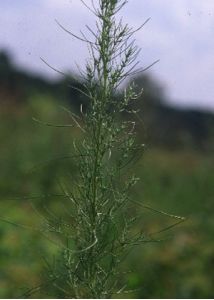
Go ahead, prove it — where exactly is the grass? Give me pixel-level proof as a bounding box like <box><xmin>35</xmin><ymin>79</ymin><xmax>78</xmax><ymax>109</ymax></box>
<box><xmin>0</xmin><ymin>98</ymin><xmax>213</xmax><ymax>297</ymax></box>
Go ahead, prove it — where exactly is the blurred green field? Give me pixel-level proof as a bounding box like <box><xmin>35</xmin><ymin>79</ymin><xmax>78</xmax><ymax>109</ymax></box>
<box><xmin>0</xmin><ymin>97</ymin><xmax>214</xmax><ymax>298</ymax></box>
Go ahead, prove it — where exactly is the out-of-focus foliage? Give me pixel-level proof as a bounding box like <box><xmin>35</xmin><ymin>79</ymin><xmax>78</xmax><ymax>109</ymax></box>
<box><xmin>0</xmin><ymin>51</ymin><xmax>214</xmax><ymax>298</ymax></box>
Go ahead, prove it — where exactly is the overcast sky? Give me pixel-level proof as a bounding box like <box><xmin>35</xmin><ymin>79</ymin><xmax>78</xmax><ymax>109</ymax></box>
<box><xmin>0</xmin><ymin>0</ymin><xmax>213</xmax><ymax>111</ymax></box>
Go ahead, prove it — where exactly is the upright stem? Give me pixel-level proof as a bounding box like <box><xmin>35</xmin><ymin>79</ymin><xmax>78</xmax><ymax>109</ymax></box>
<box><xmin>38</xmin><ymin>1</ymin><xmax>149</xmax><ymax>298</ymax></box>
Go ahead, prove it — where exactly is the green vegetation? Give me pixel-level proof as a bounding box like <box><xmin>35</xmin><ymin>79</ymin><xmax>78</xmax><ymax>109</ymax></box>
<box><xmin>26</xmin><ymin>0</ymin><xmax>154</xmax><ymax>297</ymax></box>
<box><xmin>0</xmin><ymin>95</ymin><xmax>213</xmax><ymax>298</ymax></box>
<box><xmin>0</xmin><ymin>0</ymin><xmax>214</xmax><ymax>297</ymax></box>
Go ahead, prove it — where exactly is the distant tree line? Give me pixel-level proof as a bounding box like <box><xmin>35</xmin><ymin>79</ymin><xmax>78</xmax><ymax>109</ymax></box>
<box><xmin>0</xmin><ymin>50</ymin><xmax>213</xmax><ymax>152</ymax></box>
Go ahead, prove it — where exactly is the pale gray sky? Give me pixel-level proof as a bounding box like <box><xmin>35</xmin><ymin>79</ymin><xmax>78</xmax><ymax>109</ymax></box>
<box><xmin>0</xmin><ymin>0</ymin><xmax>214</xmax><ymax>111</ymax></box>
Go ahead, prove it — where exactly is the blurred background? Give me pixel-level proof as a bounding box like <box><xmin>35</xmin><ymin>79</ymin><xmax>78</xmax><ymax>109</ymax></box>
<box><xmin>0</xmin><ymin>0</ymin><xmax>214</xmax><ymax>298</ymax></box>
